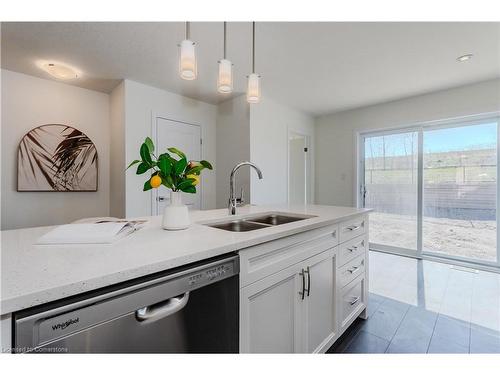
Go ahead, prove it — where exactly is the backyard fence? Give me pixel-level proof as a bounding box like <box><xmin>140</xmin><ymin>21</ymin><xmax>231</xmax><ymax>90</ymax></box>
<box><xmin>366</xmin><ymin>182</ymin><xmax>496</xmax><ymax>220</ymax></box>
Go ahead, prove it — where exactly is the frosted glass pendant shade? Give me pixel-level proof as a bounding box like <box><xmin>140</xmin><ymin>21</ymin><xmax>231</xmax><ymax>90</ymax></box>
<box><xmin>179</xmin><ymin>39</ymin><xmax>197</xmax><ymax>80</ymax></box>
<box><xmin>217</xmin><ymin>59</ymin><xmax>233</xmax><ymax>93</ymax></box>
<box><xmin>247</xmin><ymin>73</ymin><xmax>261</xmax><ymax>103</ymax></box>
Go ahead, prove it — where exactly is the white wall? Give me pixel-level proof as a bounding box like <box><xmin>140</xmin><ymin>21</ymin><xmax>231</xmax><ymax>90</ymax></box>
<box><xmin>315</xmin><ymin>78</ymin><xmax>500</xmax><ymax>207</ymax></box>
<box><xmin>1</xmin><ymin>69</ymin><xmax>110</xmax><ymax>230</ymax></box>
<box><xmin>109</xmin><ymin>81</ymin><xmax>126</xmax><ymax>218</ymax></box>
<box><xmin>215</xmin><ymin>95</ymin><xmax>250</xmax><ymax>208</ymax></box>
<box><xmin>249</xmin><ymin>96</ymin><xmax>315</xmax><ymax>205</ymax></box>
<box><xmin>123</xmin><ymin>80</ymin><xmax>217</xmax><ymax>218</ymax></box>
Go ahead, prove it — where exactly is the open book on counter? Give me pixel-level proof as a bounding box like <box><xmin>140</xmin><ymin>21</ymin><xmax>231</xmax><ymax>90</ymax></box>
<box><xmin>36</xmin><ymin>219</ymin><xmax>148</xmax><ymax>245</ymax></box>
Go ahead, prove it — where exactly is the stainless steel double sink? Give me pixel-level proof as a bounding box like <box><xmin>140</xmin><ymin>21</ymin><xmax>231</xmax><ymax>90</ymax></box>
<box><xmin>205</xmin><ymin>213</ymin><xmax>316</xmax><ymax>232</ymax></box>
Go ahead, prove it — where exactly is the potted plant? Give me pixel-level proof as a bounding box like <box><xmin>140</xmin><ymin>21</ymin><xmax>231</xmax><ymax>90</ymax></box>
<box><xmin>127</xmin><ymin>137</ymin><xmax>213</xmax><ymax>230</ymax></box>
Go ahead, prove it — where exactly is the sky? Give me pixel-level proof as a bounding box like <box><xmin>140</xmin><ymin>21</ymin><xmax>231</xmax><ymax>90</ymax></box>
<box><xmin>365</xmin><ymin>122</ymin><xmax>498</xmax><ymax>157</ymax></box>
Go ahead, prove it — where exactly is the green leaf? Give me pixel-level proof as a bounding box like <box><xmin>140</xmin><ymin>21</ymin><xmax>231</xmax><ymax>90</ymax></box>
<box><xmin>158</xmin><ymin>156</ymin><xmax>172</xmax><ymax>176</ymax></box>
<box><xmin>168</xmin><ymin>147</ymin><xmax>186</xmax><ymax>159</ymax></box>
<box><xmin>176</xmin><ymin>178</ymin><xmax>196</xmax><ymax>191</ymax></box>
<box><xmin>143</xmin><ymin>179</ymin><xmax>152</xmax><ymax>191</ymax></box>
<box><xmin>144</xmin><ymin>137</ymin><xmax>154</xmax><ymax>154</ymax></box>
<box><xmin>136</xmin><ymin>162</ymin><xmax>150</xmax><ymax>175</ymax></box>
<box><xmin>174</xmin><ymin>157</ymin><xmax>188</xmax><ymax>175</ymax></box>
<box><xmin>140</xmin><ymin>143</ymin><xmax>152</xmax><ymax>164</ymax></box>
<box><xmin>161</xmin><ymin>174</ymin><xmax>173</xmax><ymax>189</ymax></box>
<box><xmin>186</xmin><ymin>166</ymin><xmax>203</xmax><ymax>175</ymax></box>
<box><xmin>200</xmin><ymin>160</ymin><xmax>213</xmax><ymax>170</ymax></box>
<box><xmin>166</xmin><ymin>175</ymin><xmax>175</xmax><ymax>188</ymax></box>
<box><xmin>126</xmin><ymin>159</ymin><xmax>141</xmax><ymax>170</ymax></box>
<box><xmin>179</xmin><ymin>185</ymin><xmax>196</xmax><ymax>194</ymax></box>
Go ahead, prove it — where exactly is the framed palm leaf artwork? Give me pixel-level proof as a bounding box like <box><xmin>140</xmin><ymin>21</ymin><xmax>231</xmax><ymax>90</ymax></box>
<box><xmin>17</xmin><ymin>124</ymin><xmax>98</xmax><ymax>191</ymax></box>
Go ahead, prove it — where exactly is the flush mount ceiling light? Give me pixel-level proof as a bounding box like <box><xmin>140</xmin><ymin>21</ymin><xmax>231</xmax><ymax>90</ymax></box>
<box><xmin>179</xmin><ymin>22</ymin><xmax>197</xmax><ymax>80</ymax></box>
<box><xmin>246</xmin><ymin>22</ymin><xmax>261</xmax><ymax>104</ymax></box>
<box><xmin>38</xmin><ymin>61</ymin><xmax>79</xmax><ymax>80</ymax></box>
<box><xmin>217</xmin><ymin>22</ymin><xmax>233</xmax><ymax>94</ymax></box>
<box><xmin>457</xmin><ymin>54</ymin><xmax>473</xmax><ymax>62</ymax></box>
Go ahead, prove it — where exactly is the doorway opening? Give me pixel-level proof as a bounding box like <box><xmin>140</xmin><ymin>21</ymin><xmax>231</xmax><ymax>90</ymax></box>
<box><xmin>288</xmin><ymin>131</ymin><xmax>310</xmax><ymax>205</ymax></box>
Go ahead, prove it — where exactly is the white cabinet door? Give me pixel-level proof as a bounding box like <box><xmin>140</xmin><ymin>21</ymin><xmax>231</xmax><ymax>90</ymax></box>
<box><xmin>302</xmin><ymin>249</ymin><xmax>337</xmax><ymax>353</ymax></box>
<box><xmin>240</xmin><ymin>262</ymin><xmax>304</xmax><ymax>353</ymax></box>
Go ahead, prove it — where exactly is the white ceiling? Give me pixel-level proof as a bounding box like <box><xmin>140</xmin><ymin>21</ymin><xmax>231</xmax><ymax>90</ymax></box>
<box><xmin>2</xmin><ymin>22</ymin><xmax>499</xmax><ymax>116</ymax></box>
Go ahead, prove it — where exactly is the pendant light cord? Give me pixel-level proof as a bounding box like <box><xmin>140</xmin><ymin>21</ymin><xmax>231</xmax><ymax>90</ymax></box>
<box><xmin>223</xmin><ymin>22</ymin><xmax>227</xmax><ymax>59</ymax></box>
<box><xmin>185</xmin><ymin>21</ymin><xmax>190</xmax><ymax>40</ymax></box>
<box><xmin>252</xmin><ymin>22</ymin><xmax>255</xmax><ymax>73</ymax></box>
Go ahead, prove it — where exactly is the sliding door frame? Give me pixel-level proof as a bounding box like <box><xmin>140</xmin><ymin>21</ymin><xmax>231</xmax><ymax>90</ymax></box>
<box><xmin>357</xmin><ymin>112</ymin><xmax>500</xmax><ymax>269</ymax></box>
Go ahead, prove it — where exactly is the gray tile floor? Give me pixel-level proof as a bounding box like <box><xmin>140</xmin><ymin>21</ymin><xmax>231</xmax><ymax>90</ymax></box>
<box><xmin>328</xmin><ymin>251</ymin><xmax>500</xmax><ymax>354</ymax></box>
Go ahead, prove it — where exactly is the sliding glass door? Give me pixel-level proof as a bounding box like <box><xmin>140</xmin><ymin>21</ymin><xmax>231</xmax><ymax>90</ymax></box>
<box><xmin>422</xmin><ymin>122</ymin><xmax>497</xmax><ymax>263</ymax></box>
<box><xmin>360</xmin><ymin>116</ymin><xmax>499</xmax><ymax>267</ymax></box>
<box><xmin>362</xmin><ymin>130</ymin><xmax>419</xmax><ymax>254</ymax></box>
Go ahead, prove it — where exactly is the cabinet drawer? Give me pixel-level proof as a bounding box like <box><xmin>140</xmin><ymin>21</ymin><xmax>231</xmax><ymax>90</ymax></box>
<box><xmin>239</xmin><ymin>224</ymin><xmax>338</xmax><ymax>288</ymax></box>
<box><xmin>340</xmin><ymin>276</ymin><xmax>366</xmax><ymax>331</ymax></box>
<box><xmin>338</xmin><ymin>235</ymin><xmax>367</xmax><ymax>267</ymax></box>
<box><xmin>338</xmin><ymin>255</ymin><xmax>365</xmax><ymax>289</ymax></box>
<box><xmin>339</xmin><ymin>215</ymin><xmax>366</xmax><ymax>243</ymax></box>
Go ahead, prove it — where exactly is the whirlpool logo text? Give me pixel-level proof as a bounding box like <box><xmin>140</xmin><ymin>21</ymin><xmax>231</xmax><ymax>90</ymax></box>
<box><xmin>51</xmin><ymin>317</ymin><xmax>79</xmax><ymax>331</ymax></box>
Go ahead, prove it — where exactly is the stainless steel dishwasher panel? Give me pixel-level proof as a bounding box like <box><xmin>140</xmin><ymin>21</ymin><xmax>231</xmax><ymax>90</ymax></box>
<box><xmin>14</xmin><ymin>254</ymin><xmax>239</xmax><ymax>353</ymax></box>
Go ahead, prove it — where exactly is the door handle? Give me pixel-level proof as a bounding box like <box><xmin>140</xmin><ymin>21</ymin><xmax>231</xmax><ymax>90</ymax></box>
<box><xmin>135</xmin><ymin>292</ymin><xmax>190</xmax><ymax>323</ymax></box>
<box><xmin>299</xmin><ymin>269</ymin><xmax>305</xmax><ymax>300</ymax></box>
<box><xmin>304</xmin><ymin>266</ymin><xmax>311</xmax><ymax>297</ymax></box>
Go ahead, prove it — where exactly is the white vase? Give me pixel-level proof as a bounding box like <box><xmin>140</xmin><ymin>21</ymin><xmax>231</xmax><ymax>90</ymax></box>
<box><xmin>162</xmin><ymin>191</ymin><xmax>190</xmax><ymax>230</ymax></box>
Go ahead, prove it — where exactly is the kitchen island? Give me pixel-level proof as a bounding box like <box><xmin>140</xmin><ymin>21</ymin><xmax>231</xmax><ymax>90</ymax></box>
<box><xmin>1</xmin><ymin>204</ymin><xmax>370</xmax><ymax>353</ymax></box>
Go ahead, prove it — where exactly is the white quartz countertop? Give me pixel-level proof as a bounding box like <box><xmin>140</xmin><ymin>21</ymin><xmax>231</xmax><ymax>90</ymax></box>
<box><xmin>1</xmin><ymin>204</ymin><xmax>370</xmax><ymax>315</ymax></box>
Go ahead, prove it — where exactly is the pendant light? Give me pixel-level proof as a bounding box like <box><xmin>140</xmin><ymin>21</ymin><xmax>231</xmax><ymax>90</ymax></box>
<box><xmin>247</xmin><ymin>22</ymin><xmax>261</xmax><ymax>103</ymax></box>
<box><xmin>217</xmin><ymin>22</ymin><xmax>233</xmax><ymax>93</ymax></box>
<box><xmin>179</xmin><ymin>22</ymin><xmax>197</xmax><ymax>80</ymax></box>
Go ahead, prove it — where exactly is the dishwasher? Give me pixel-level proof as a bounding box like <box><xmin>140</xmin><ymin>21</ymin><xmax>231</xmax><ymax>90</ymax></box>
<box><xmin>13</xmin><ymin>253</ymin><xmax>239</xmax><ymax>353</ymax></box>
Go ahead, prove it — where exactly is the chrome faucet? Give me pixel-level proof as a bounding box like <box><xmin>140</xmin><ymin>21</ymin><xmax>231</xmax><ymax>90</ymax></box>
<box><xmin>228</xmin><ymin>161</ymin><xmax>263</xmax><ymax>215</ymax></box>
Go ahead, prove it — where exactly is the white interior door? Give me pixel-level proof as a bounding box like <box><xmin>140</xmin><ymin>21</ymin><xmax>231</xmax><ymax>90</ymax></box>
<box><xmin>289</xmin><ymin>132</ymin><xmax>308</xmax><ymax>205</ymax></box>
<box><xmin>154</xmin><ymin>117</ymin><xmax>202</xmax><ymax>214</ymax></box>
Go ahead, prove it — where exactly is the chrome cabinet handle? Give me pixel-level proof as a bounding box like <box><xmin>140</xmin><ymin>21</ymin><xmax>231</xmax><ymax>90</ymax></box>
<box><xmin>348</xmin><ymin>263</ymin><xmax>363</xmax><ymax>274</ymax></box>
<box><xmin>304</xmin><ymin>266</ymin><xmax>311</xmax><ymax>297</ymax></box>
<box><xmin>347</xmin><ymin>244</ymin><xmax>362</xmax><ymax>252</ymax></box>
<box><xmin>346</xmin><ymin>225</ymin><xmax>361</xmax><ymax>231</ymax></box>
<box><xmin>136</xmin><ymin>292</ymin><xmax>190</xmax><ymax>323</ymax></box>
<box><xmin>299</xmin><ymin>269</ymin><xmax>305</xmax><ymax>300</ymax></box>
<box><xmin>350</xmin><ymin>296</ymin><xmax>361</xmax><ymax>306</ymax></box>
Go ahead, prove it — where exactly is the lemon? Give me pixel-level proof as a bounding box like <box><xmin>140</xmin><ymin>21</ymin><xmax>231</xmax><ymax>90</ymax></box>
<box><xmin>187</xmin><ymin>174</ymin><xmax>200</xmax><ymax>186</ymax></box>
<box><xmin>150</xmin><ymin>175</ymin><xmax>162</xmax><ymax>188</ymax></box>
